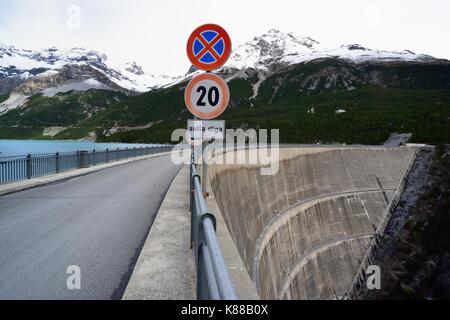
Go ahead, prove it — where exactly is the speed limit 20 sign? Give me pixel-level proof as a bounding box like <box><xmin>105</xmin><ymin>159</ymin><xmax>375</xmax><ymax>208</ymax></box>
<box><xmin>184</xmin><ymin>73</ymin><xmax>229</xmax><ymax>120</ymax></box>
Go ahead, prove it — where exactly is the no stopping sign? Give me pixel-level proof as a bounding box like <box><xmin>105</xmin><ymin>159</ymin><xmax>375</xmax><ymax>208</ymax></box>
<box><xmin>184</xmin><ymin>73</ymin><xmax>230</xmax><ymax>120</ymax></box>
<box><xmin>187</xmin><ymin>24</ymin><xmax>232</xmax><ymax>71</ymax></box>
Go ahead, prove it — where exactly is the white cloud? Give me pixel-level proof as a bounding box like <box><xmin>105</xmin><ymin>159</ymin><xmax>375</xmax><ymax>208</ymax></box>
<box><xmin>0</xmin><ymin>0</ymin><xmax>449</xmax><ymax>76</ymax></box>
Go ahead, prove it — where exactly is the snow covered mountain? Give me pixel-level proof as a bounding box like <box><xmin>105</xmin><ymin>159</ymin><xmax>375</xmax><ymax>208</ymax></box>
<box><xmin>0</xmin><ymin>30</ymin><xmax>443</xmax><ymax>96</ymax></box>
<box><xmin>221</xmin><ymin>29</ymin><xmax>439</xmax><ymax>72</ymax></box>
<box><xmin>0</xmin><ymin>44</ymin><xmax>178</xmax><ymax>113</ymax></box>
<box><xmin>0</xmin><ymin>44</ymin><xmax>176</xmax><ymax>91</ymax></box>
<box><xmin>207</xmin><ymin>29</ymin><xmax>446</xmax><ymax>103</ymax></box>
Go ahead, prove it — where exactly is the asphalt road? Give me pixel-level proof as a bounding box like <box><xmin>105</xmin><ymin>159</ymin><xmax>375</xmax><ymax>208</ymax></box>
<box><xmin>0</xmin><ymin>155</ymin><xmax>181</xmax><ymax>300</ymax></box>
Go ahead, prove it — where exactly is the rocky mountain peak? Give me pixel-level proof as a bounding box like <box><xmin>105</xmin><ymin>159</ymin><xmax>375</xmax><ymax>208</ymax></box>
<box><xmin>124</xmin><ymin>62</ymin><xmax>145</xmax><ymax>76</ymax></box>
<box><xmin>343</xmin><ymin>44</ymin><xmax>368</xmax><ymax>51</ymax></box>
<box><xmin>224</xmin><ymin>30</ymin><xmax>321</xmax><ymax>70</ymax></box>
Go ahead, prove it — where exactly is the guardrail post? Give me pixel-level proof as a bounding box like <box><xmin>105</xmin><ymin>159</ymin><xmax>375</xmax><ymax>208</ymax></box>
<box><xmin>55</xmin><ymin>152</ymin><xmax>60</xmax><ymax>173</ymax></box>
<box><xmin>126</xmin><ymin>147</ymin><xmax>128</xmax><ymax>159</ymax></box>
<box><xmin>202</xmin><ymin>158</ymin><xmax>209</xmax><ymax>197</ymax></box>
<box><xmin>92</xmin><ymin>149</ymin><xmax>96</xmax><ymax>166</ymax></box>
<box><xmin>26</xmin><ymin>154</ymin><xmax>32</xmax><ymax>179</ymax></box>
<box><xmin>190</xmin><ymin>164</ymin><xmax>195</xmax><ymax>249</ymax></box>
<box><xmin>202</xmin><ymin>141</ymin><xmax>211</xmax><ymax>197</ymax></box>
<box><xmin>79</xmin><ymin>151</ymin><xmax>89</xmax><ymax>168</ymax></box>
<box><xmin>76</xmin><ymin>150</ymin><xmax>80</xmax><ymax>168</ymax></box>
<box><xmin>117</xmin><ymin>147</ymin><xmax>120</xmax><ymax>161</ymax></box>
<box><xmin>106</xmin><ymin>148</ymin><xmax>109</xmax><ymax>163</ymax></box>
<box><xmin>198</xmin><ymin>242</ymin><xmax>209</xmax><ymax>300</ymax></box>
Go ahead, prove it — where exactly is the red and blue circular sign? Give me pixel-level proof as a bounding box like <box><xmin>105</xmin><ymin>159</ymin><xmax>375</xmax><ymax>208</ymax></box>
<box><xmin>187</xmin><ymin>24</ymin><xmax>232</xmax><ymax>71</ymax></box>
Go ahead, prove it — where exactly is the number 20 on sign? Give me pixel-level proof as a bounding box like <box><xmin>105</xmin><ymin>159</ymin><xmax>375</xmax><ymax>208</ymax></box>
<box><xmin>184</xmin><ymin>72</ymin><xmax>230</xmax><ymax>120</ymax></box>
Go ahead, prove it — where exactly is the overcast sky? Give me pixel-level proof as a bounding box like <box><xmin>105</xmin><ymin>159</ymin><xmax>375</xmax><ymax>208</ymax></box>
<box><xmin>0</xmin><ymin>0</ymin><xmax>449</xmax><ymax>76</ymax></box>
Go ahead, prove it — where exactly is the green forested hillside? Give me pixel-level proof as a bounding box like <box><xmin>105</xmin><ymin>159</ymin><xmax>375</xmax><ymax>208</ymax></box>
<box><xmin>1</xmin><ymin>60</ymin><xmax>449</xmax><ymax>145</ymax></box>
<box><xmin>93</xmin><ymin>87</ymin><xmax>450</xmax><ymax>145</ymax></box>
<box><xmin>0</xmin><ymin>93</ymin><xmax>9</xmax><ymax>104</ymax></box>
<box><xmin>0</xmin><ymin>89</ymin><xmax>128</xmax><ymax>139</ymax></box>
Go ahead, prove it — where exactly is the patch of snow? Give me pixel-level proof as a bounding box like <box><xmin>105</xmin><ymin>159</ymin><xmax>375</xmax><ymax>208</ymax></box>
<box><xmin>0</xmin><ymin>93</ymin><xmax>29</xmax><ymax>114</ymax></box>
<box><xmin>269</xmin><ymin>76</ymin><xmax>287</xmax><ymax>104</ymax></box>
<box><xmin>43</xmin><ymin>126</ymin><xmax>65</xmax><ymax>137</ymax></box>
<box><xmin>102</xmin><ymin>62</ymin><xmax>178</xmax><ymax>92</ymax></box>
<box><xmin>249</xmin><ymin>71</ymin><xmax>269</xmax><ymax>106</ymax></box>
<box><xmin>19</xmin><ymin>71</ymin><xmax>32</xmax><ymax>80</ymax></box>
<box><xmin>35</xmin><ymin>69</ymin><xmax>59</xmax><ymax>77</ymax></box>
<box><xmin>42</xmin><ymin>78</ymin><xmax>113</xmax><ymax>97</ymax></box>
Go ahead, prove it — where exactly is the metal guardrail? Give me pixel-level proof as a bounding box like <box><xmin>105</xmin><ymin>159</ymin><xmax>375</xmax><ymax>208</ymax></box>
<box><xmin>0</xmin><ymin>146</ymin><xmax>173</xmax><ymax>184</ymax></box>
<box><xmin>190</xmin><ymin>158</ymin><xmax>238</xmax><ymax>300</ymax></box>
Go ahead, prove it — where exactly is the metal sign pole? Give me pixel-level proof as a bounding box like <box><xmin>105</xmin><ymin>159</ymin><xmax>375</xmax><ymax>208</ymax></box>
<box><xmin>185</xmin><ymin>23</ymin><xmax>236</xmax><ymax>300</ymax></box>
<box><xmin>202</xmin><ymin>139</ymin><xmax>211</xmax><ymax>197</ymax></box>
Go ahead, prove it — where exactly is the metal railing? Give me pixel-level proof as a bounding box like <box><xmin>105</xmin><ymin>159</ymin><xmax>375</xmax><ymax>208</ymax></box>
<box><xmin>190</xmin><ymin>158</ymin><xmax>238</xmax><ymax>300</ymax></box>
<box><xmin>0</xmin><ymin>146</ymin><xmax>173</xmax><ymax>184</ymax></box>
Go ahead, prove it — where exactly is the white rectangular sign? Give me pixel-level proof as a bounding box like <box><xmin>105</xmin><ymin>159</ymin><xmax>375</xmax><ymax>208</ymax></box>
<box><xmin>187</xmin><ymin>119</ymin><xmax>225</xmax><ymax>141</ymax></box>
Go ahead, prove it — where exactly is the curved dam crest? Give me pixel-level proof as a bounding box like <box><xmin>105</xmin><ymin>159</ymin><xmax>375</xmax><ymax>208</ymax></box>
<box><xmin>207</xmin><ymin>146</ymin><xmax>416</xmax><ymax>299</ymax></box>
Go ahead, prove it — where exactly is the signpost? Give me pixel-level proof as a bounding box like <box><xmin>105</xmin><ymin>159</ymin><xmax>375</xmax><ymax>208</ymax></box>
<box><xmin>186</xmin><ymin>24</ymin><xmax>232</xmax><ymax>194</ymax></box>
<box><xmin>185</xmin><ymin>23</ymin><xmax>231</xmax><ymax>139</ymax></box>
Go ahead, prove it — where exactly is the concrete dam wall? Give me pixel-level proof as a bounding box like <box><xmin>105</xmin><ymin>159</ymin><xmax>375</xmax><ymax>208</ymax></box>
<box><xmin>208</xmin><ymin>147</ymin><xmax>416</xmax><ymax>299</ymax></box>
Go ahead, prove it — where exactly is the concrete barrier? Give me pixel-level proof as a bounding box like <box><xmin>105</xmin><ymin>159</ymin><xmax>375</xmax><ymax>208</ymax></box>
<box><xmin>206</xmin><ymin>146</ymin><xmax>416</xmax><ymax>300</ymax></box>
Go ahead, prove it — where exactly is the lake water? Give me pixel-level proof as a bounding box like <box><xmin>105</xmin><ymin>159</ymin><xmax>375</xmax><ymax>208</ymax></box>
<box><xmin>0</xmin><ymin>140</ymin><xmax>167</xmax><ymax>158</ymax></box>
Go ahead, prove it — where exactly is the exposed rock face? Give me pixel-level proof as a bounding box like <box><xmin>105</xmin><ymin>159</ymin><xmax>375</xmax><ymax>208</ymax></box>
<box><xmin>124</xmin><ymin>62</ymin><xmax>145</xmax><ymax>76</ymax></box>
<box><xmin>13</xmin><ymin>72</ymin><xmax>61</xmax><ymax>95</ymax></box>
<box><xmin>12</xmin><ymin>64</ymin><xmax>124</xmax><ymax>96</ymax></box>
